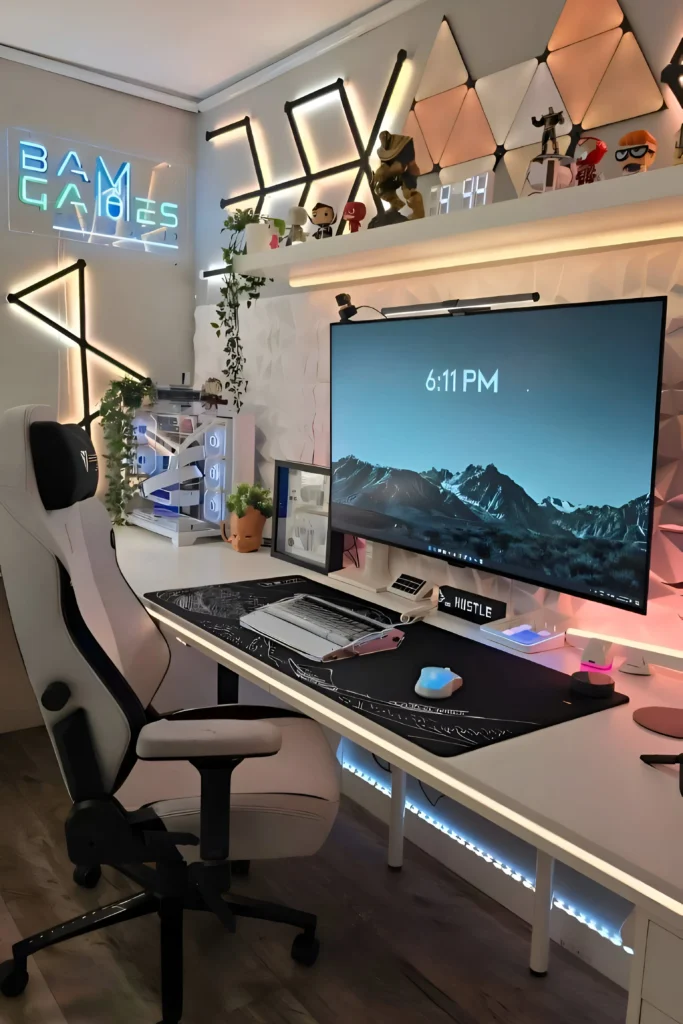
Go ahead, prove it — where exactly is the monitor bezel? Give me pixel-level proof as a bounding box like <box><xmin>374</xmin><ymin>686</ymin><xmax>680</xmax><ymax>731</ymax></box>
<box><xmin>329</xmin><ymin>296</ymin><xmax>667</xmax><ymax>616</ymax></box>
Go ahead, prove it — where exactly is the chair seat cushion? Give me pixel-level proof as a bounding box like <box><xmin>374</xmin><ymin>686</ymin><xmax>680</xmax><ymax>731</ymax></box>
<box><xmin>116</xmin><ymin>717</ymin><xmax>340</xmax><ymax>861</ymax></box>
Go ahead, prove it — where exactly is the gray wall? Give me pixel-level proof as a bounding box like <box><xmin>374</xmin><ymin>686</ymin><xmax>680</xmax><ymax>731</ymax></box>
<box><xmin>0</xmin><ymin>57</ymin><xmax>197</xmax><ymax>421</ymax></box>
<box><xmin>195</xmin><ymin>0</ymin><xmax>683</xmax><ymax>291</ymax></box>
<box><xmin>191</xmin><ymin>0</ymin><xmax>683</xmax><ymax>982</ymax></box>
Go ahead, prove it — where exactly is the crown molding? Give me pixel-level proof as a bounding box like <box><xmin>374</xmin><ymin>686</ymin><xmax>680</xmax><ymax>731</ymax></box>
<box><xmin>197</xmin><ymin>0</ymin><xmax>428</xmax><ymax>112</ymax></box>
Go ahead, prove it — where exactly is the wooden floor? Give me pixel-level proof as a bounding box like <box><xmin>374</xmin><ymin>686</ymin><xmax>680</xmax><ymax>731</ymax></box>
<box><xmin>0</xmin><ymin>727</ymin><xmax>626</xmax><ymax>1024</ymax></box>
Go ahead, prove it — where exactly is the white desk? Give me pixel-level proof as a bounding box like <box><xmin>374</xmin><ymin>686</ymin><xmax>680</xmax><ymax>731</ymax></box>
<box><xmin>117</xmin><ymin>528</ymin><xmax>683</xmax><ymax>1022</ymax></box>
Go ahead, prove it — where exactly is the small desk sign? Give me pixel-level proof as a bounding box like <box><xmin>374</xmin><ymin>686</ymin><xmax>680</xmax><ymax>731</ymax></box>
<box><xmin>439</xmin><ymin>586</ymin><xmax>507</xmax><ymax>625</ymax></box>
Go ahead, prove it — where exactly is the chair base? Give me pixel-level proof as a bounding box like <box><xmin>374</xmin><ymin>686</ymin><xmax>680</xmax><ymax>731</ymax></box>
<box><xmin>0</xmin><ymin>872</ymin><xmax>319</xmax><ymax>1024</ymax></box>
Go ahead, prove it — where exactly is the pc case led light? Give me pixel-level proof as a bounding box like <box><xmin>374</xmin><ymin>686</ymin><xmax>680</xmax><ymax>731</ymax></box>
<box><xmin>127</xmin><ymin>383</ymin><xmax>255</xmax><ymax>546</ymax></box>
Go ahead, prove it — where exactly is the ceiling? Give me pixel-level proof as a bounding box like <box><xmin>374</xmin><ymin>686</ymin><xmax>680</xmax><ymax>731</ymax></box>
<box><xmin>0</xmin><ymin>0</ymin><xmax>391</xmax><ymax>101</ymax></box>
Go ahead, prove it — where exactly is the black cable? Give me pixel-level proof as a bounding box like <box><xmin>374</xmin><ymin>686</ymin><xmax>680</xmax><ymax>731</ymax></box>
<box><xmin>373</xmin><ymin>754</ymin><xmax>391</xmax><ymax>772</ymax></box>
<box><xmin>343</xmin><ymin>539</ymin><xmax>360</xmax><ymax>568</ymax></box>
<box><xmin>419</xmin><ymin>780</ymin><xmax>445</xmax><ymax>808</ymax></box>
<box><xmin>356</xmin><ymin>305</ymin><xmax>388</xmax><ymax>319</ymax></box>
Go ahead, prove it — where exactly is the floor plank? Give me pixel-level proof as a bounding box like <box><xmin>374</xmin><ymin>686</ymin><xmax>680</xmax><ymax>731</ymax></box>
<box><xmin>0</xmin><ymin>728</ymin><xmax>627</xmax><ymax>1024</ymax></box>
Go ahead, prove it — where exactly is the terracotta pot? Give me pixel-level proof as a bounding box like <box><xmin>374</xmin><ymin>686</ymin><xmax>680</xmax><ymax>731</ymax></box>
<box><xmin>220</xmin><ymin>506</ymin><xmax>266</xmax><ymax>553</ymax></box>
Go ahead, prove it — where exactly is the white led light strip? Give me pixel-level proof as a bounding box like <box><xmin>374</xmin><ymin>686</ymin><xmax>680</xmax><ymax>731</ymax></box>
<box><xmin>147</xmin><ymin>608</ymin><xmax>683</xmax><ymax>927</ymax></box>
<box><xmin>52</xmin><ymin>225</ymin><xmax>179</xmax><ymax>249</ymax></box>
<box><xmin>342</xmin><ymin>761</ymin><xmax>632</xmax><ymax>954</ymax></box>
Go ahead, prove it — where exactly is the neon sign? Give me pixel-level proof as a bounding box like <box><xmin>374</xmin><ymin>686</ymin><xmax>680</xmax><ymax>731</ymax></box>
<box><xmin>10</xmin><ymin>129</ymin><xmax>184</xmax><ymax>253</ymax></box>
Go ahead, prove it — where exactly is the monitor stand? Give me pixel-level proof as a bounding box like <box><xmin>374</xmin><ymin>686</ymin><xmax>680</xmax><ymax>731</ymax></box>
<box><xmin>328</xmin><ymin>540</ymin><xmax>392</xmax><ymax>593</ymax></box>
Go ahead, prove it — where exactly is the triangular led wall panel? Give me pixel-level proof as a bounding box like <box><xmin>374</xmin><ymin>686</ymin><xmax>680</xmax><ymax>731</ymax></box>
<box><xmin>441</xmin><ymin>89</ymin><xmax>497</xmax><ymax>168</ymax></box>
<box><xmin>548</xmin><ymin>0</ymin><xmax>624</xmax><ymax>51</ymax></box>
<box><xmin>400</xmin><ymin>3</ymin><xmax>663</xmax><ymax>183</ymax></box>
<box><xmin>414</xmin><ymin>85</ymin><xmax>468</xmax><ymax>165</ymax></box>
<box><xmin>583</xmin><ymin>32</ymin><xmax>664</xmax><ymax>129</ymax></box>
<box><xmin>504</xmin><ymin>63</ymin><xmax>566</xmax><ymax>151</ymax></box>
<box><xmin>548</xmin><ymin>28</ymin><xmax>622</xmax><ymax>124</ymax></box>
<box><xmin>415</xmin><ymin>19</ymin><xmax>469</xmax><ymax>101</ymax></box>
<box><xmin>403</xmin><ymin>110</ymin><xmax>433</xmax><ymax>175</ymax></box>
<box><xmin>475</xmin><ymin>60</ymin><xmax>538</xmax><ymax>146</ymax></box>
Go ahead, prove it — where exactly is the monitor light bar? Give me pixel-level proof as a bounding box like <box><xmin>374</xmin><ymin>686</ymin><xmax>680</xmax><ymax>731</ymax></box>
<box><xmin>381</xmin><ymin>293</ymin><xmax>540</xmax><ymax>318</ymax></box>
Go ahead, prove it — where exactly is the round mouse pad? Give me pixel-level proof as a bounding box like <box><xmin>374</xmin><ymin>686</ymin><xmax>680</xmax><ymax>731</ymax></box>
<box><xmin>633</xmin><ymin>706</ymin><xmax>683</xmax><ymax>738</ymax></box>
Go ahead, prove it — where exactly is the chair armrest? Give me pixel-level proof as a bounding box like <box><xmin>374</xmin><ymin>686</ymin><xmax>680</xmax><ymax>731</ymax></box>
<box><xmin>136</xmin><ymin>719</ymin><xmax>282</xmax><ymax>761</ymax></box>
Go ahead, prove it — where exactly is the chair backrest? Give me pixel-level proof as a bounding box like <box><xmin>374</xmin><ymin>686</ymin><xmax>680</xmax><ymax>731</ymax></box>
<box><xmin>0</xmin><ymin>406</ymin><xmax>170</xmax><ymax>797</ymax></box>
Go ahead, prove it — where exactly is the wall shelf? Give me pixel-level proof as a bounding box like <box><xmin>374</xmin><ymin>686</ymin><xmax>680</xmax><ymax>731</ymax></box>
<box><xmin>231</xmin><ymin>167</ymin><xmax>683</xmax><ymax>291</ymax></box>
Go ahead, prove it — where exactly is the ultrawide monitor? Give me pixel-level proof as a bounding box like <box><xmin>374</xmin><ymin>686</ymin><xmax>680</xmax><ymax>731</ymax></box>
<box><xmin>330</xmin><ymin>299</ymin><xmax>666</xmax><ymax>614</ymax></box>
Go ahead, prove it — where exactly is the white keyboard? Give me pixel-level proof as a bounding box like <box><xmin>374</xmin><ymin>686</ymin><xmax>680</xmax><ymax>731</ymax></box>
<box><xmin>241</xmin><ymin>594</ymin><xmax>390</xmax><ymax>661</ymax></box>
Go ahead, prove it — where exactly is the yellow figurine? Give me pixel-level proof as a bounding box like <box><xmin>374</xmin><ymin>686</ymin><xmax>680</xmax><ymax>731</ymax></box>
<box><xmin>371</xmin><ymin>131</ymin><xmax>424</xmax><ymax>221</ymax></box>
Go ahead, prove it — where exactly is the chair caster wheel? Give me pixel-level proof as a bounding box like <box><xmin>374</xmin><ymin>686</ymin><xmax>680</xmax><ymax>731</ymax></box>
<box><xmin>291</xmin><ymin>932</ymin><xmax>320</xmax><ymax>967</ymax></box>
<box><xmin>0</xmin><ymin>960</ymin><xmax>29</xmax><ymax>997</ymax></box>
<box><xmin>73</xmin><ymin>865</ymin><xmax>102</xmax><ymax>889</ymax></box>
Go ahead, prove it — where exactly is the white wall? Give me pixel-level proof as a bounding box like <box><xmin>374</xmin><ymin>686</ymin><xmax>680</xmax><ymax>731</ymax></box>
<box><xmin>0</xmin><ymin>59</ymin><xmax>197</xmax><ymax>730</ymax></box>
<box><xmin>192</xmin><ymin>0</ymin><xmax>683</xmax><ymax>984</ymax></box>
<box><xmin>195</xmin><ymin>0</ymin><xmax>683</xmax><ymax>290</ymax></box>
<box><xmin>0</xmin><ymin>58</ymin><xmax>197</xmax><ymax>421</ymax></box>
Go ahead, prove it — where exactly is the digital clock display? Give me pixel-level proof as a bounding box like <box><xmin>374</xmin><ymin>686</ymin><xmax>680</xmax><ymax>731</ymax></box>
<box><xmin>425</xmin><ymin>368</ymin><xmax>499</xmax><ymax>393</ymax></box>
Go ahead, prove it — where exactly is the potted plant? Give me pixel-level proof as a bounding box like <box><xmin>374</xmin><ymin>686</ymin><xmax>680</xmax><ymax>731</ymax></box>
<box><xmin>221</xmin><ymin>483</ymin><xmax>273</xmax><ymax>553</ymax></box>
<box><xmin>211</xmin><ymin>208</ymin><xmax>272</xmax><ymax>414</ymax></box>
<box><xmin>99</xmin><ymin>376</ymin><xmax>156</xmax><ymax>525</ymax></box>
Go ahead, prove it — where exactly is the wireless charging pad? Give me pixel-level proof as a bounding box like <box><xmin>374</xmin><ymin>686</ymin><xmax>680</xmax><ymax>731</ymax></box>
<box><xmin>633</xmin><ymin>707</ymin><xmax>683</xmax><ymax>739</ymax></box>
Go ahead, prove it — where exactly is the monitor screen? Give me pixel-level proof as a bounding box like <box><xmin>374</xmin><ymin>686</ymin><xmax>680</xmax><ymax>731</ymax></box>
<box><xmin>330</xmin><ymin>298</ymin><xmax>666</xmax><ymax>614</ymax></box>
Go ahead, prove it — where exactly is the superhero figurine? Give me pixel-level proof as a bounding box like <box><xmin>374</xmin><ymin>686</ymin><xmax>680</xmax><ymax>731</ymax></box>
<box><xmin>531</xmin><ymin>107</ymin><xmax>565</xmax><ymax>155</ymax></box>
<box><xmin>576</xmin><ymin>136</ymin><xmax>608</xmax><ymax>185</ymax></box>
<box><xmin>343</xmin><ymin>201</ymin><xmax>367</xmax><ymax>233</ymax></box>
<box><xmin>615</xmin><ymin>130</ymin><xmax>657</xmax><ymax>174</ymax></box>
<box><xmin>309</xmin><ymin>203</ymin><xmax>336</xmax><ymax>239</ymax></box>
<box><xmin>370</xmin><ymin>131</ymin><xmax>425</xmax><ymax>221</ymax></box>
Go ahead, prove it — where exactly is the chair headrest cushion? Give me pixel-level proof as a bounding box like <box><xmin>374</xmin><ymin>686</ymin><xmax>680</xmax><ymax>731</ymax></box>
<box><xmin>29</xmin><ymin>422</ymin><xmax>99</xmax><ymax>510</ymax></box>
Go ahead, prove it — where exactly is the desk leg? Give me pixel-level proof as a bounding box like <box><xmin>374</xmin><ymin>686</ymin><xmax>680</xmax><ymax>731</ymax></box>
<box><xmin>388</xmin><ymin>766</ymin><xmax>406</xmax><ymax>871</ymax></box>
<box><xmin>217</xmin><ymin>665</ymin><xmax>239</xmax><ymax>704</ymax></box>
<box><xmin>530</xmin><ymin>851</ymin><xmax>555</xmax><ymax>976</ymax></box>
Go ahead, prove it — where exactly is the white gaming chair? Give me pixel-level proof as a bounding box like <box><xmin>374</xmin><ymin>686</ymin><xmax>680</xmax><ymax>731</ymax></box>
<box><xmin>0</xmin><ymin>406</ymin><xmax>340</xmax><ymax>1024</ymax></box>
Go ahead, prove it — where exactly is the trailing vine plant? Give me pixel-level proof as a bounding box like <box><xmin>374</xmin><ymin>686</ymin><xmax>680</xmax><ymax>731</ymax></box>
<box><xmin>211</xmin><ymin>208</ymin><xmax>271</xmax><ymax>413</ymax></box>
<box><xmin>99</xmin><ymin>376</ymin><xmax>156</xmax><ymax>525</ymax></box>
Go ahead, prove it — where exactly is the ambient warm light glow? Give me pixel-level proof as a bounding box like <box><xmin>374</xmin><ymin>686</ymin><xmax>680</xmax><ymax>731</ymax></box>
<box><xmin>567</xmin><ymin>628</ymin><xmax>683</xmax><ymax>664</ymax></box>
<box><xmin>147</xmin><ymin>605</ymin><xmax>683</xmax><ymax>921</ymax></box>
<box><xmin>289</xmin><ymin>220</ymin><xmax>683</xmax><ymax>288</ymax></box>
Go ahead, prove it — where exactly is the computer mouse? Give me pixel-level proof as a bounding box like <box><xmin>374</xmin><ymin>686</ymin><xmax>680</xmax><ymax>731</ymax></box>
<box><xmin>415</xmin><ymin>667</ymin><xmax>463</xmax><ymax>700</ymax></box>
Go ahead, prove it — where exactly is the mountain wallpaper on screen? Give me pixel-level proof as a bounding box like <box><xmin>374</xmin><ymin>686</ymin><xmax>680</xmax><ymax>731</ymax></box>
<box><xmin>332</xmin><ymin>456</ymin><xmax>649</xmax><ymax>599</ymax></box>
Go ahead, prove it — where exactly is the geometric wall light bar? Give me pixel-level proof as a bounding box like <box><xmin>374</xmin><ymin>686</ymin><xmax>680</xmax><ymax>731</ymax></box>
<box><xmin>207</xmin><ymin>49</ymin><xmax>408</xmax><ymax>228</ymax></box>
<box><xmin>7</xmin><ymin>259</ymin><xmax>145</xmax><ymax>435</ymax></box>
<box><xmin>661</xmin><ymin>38</ymin><xmax>683</xmax><ymax>105</ymax></box>
<box><xmin>205</xmin><ymin>117</ymin><xmax>266</xmax><ymax>212</ymax></box>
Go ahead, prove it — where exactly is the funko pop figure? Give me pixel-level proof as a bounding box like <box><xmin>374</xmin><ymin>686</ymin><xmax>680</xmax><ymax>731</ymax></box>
<box><xmin>309</xmin><ymin>202</ymin><xmax>336</xmax><ymax>239</ymax></box>
<box><xmin>342</xmin><ymin>201</ymin><xmax>367</xmax><ymax>233</ymax></box>
<box><xmin>615</xmin><ymin>130</ymin><xmax>657</xmax><ymax>175</ymax></box>
<box><xmin>576</xmin><ymin>136</ymin><xmax>608</xmax><ymax>185</ymax></box>
<box><xmin>284</xmin><ymin>206</ymin><xmax>308</xmax><ymax>246</ymax></box>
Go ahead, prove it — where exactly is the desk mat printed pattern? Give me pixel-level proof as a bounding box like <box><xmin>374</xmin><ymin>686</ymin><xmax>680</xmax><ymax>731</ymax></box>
<box><xmin>146</xmin><ymin>576</ymin><xmax>628</xmax><ymax>758</ymax></box>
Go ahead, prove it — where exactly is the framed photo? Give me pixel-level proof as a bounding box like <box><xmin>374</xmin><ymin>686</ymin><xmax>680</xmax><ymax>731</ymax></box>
<box><xmin>271</xmin><ymin>461</ymin><xmax>343</xmax><ymax>574</ymax></box>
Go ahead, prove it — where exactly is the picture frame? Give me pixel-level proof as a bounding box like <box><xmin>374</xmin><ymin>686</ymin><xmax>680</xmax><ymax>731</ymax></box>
<box><xmin>271</xmin><ymin>461</ymin><xmax>344</xmax><ymax>574</ymax></box>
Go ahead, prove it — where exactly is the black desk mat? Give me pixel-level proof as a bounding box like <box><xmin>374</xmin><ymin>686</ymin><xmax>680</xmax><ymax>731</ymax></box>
<box><xmin>146</xmin><ymin>575</ymin><xmax>629</xmax><ymax>758</ymax></box>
